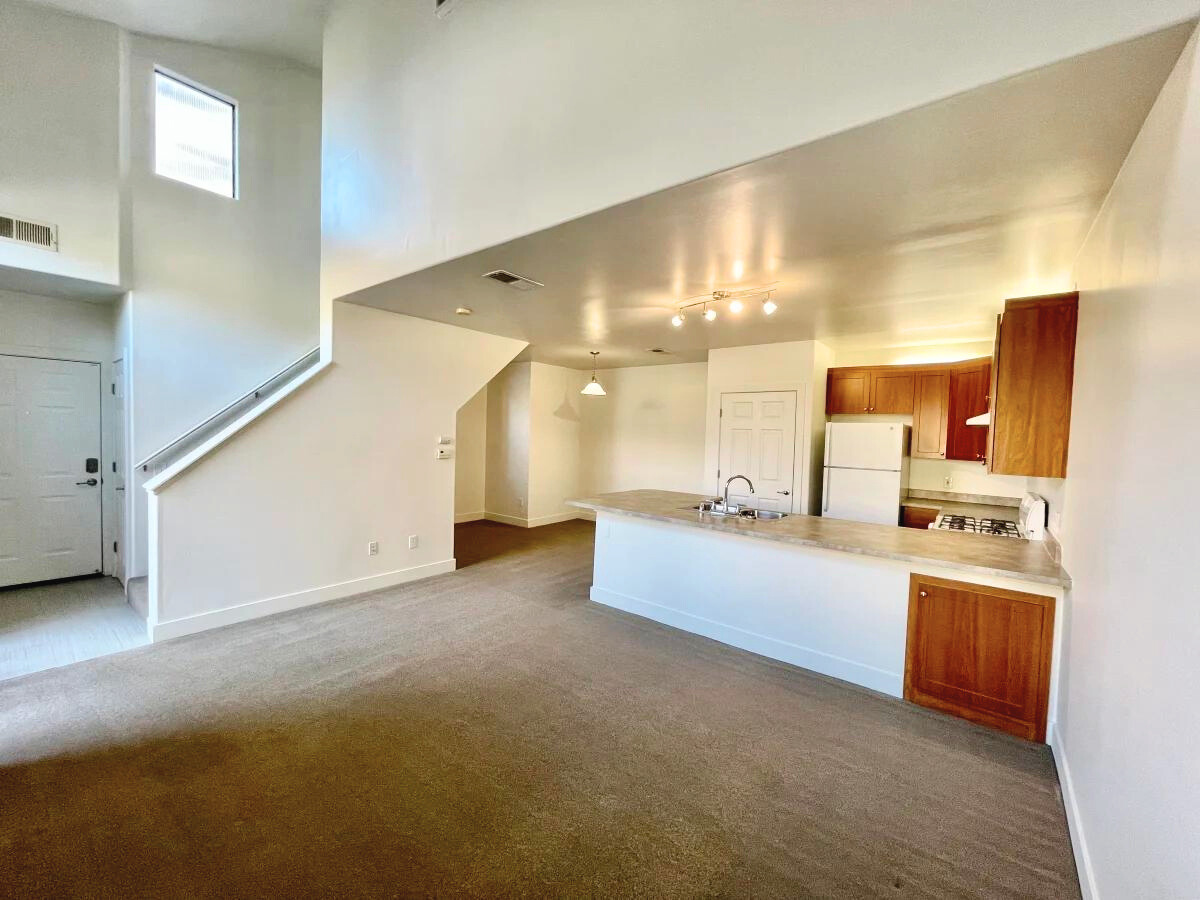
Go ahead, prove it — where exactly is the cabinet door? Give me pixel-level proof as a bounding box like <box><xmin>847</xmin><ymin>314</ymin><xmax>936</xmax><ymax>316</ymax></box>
<box><xmin>826</xmin><ymin>369</ymin><xmax>871</xmax><ymax>414</ymax></box>
<box><xmin>905</xmin><ymin>574</ymin><xmax>1055</xmax><ymax>742</ymax></box>
<box><xmin>869</xmin><ymin>369</ymin><xmax>915</xmax><ymax>414</ymax></box>
<box><xmin>901</xmin><ymin>505</ymin><xmax>938</xmax><ymax>529</ymax></box>
<box><xmin>911</xmin><ymin>371</ymin><xmax>949</xmax><ymax>459</ymax></box>
<box><xmin>990</xmin><ymin>293</ymin><xmax>1078</xmax><ymax>477</ymax></box>
<box><xmin>947</xmin><ymin>362</ymin><xmax>990</xmax><ymax>461</ymax></box>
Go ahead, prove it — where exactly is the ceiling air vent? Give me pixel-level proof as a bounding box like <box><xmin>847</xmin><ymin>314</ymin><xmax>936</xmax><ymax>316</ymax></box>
<box><xmin>434</xmin><ymin>0</ymin><xmax>459</xmax><ymax>18</ymax></box>
<box><xmin>0</xmin><ymin>214</ymin><xmax>58</xmax><ymax>251</ymax></box>
<box><xmin>648</xmin><ymin>348</ymin><xmax>673</xmax><ymax>355</ymax></box>
<box><xmin>483</xmin><ymin>269</ymin><xmax>544</xmax><ymax>292</ymax></box>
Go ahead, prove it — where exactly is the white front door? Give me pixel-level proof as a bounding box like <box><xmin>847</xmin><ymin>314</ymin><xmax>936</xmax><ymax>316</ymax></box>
<box><xmin>0</xmin><ymin>355</ymin><xmax>103</xmax><ymax>588</ymax></box>
<box><xmin>718</xmin><ymin>391</ymin><xmax>797</xmax><ymax>513</ymax></box>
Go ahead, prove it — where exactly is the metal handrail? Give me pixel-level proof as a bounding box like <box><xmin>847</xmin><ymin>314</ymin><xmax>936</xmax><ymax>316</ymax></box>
<box><xmin>137</xmin><ymin>347</ymin><xmax>321</xmax><ymax>473</ymax></box>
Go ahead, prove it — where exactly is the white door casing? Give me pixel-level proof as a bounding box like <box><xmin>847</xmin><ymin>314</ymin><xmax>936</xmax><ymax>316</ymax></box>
<box><xmin>112</xmin><ymin>358</ymin><xmax>126</xmax><ymax>584</ymax></box>
<box><xmin>718</xmin><ymin>391</ymin><xmax>797</xmax><ymax>513</ymax></box>
<box><xmin>0</xmin><ymin>355</ymin><xmax>103</xmax><ymax>588</ymax></box>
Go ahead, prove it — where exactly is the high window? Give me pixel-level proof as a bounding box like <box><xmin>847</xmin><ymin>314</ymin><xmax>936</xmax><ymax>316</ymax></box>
<box><xmin>154</xmin><ymin>70</ymin><xmax>237</xmax><ymax>198</ymax></box>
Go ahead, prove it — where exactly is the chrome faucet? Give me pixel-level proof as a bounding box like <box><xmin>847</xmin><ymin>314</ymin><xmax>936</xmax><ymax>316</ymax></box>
<box><xmin>724</xmin><ymin>474</ymin><xmax>755</xmax><ymax>509</ymax></box>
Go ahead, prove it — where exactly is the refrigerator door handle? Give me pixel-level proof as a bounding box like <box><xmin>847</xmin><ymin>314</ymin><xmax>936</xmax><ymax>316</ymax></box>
<box><xmin>823</xmin><ymin>467</ymin><xmax>831</xmax><ymax>512</ymax></box>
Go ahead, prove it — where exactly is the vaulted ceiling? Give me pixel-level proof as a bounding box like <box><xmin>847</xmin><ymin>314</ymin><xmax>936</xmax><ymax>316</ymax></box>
<box><xmin>20</xmin><ymin>0</ymin><xmax>331</xmax><ymax>68</ymax></box>
<box><xmin>342</xmin><ymin>23</ymin><xmax>1195</xmax><ymax>369</ymax></box>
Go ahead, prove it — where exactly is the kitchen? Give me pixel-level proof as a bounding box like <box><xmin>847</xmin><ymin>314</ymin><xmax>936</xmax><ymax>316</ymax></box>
<box><xmin>570</xmin><ymin>291</ymin><xmax>1075</xmax><ymax>744</ymax></box>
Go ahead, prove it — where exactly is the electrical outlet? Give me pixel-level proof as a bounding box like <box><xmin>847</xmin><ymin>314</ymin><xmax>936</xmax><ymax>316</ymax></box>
<box><xmin>408</xmin><ymin>535</ymin><xmax>419</xmax><ymax>550</ymax></box>
<box><xmin>943</xmin><ymin>475</ymin><xmax>954</xmax><ymax>489</ymax></box>
<box><xmin>368</xmin><ymin>540</ymin><xmax>379</xmax><ymax>556</ymax></box>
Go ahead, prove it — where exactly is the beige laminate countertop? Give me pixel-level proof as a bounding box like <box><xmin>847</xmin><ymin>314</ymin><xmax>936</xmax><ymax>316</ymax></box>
<box><xmin>569</xmin><ymin>489</ymin><xmax>1070</xmax><ymax>588</ymax></box>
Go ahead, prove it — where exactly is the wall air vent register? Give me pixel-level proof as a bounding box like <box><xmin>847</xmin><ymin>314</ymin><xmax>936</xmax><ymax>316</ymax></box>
<box><xmin>0</xmin><ymin>214</ymin><xmax>58</xmax><ymax>251</ymax></box>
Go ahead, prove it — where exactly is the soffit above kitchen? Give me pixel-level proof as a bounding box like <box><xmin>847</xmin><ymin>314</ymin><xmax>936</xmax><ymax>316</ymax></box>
<box><xmin>343</xmin><ymin>22</ymin><xmax>1194</xmax><ymax>370</ymax></box>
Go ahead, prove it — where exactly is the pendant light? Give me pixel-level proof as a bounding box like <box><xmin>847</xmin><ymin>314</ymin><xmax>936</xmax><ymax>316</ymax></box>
<box><xmin>581</xmin><ymin>351</ymin><xmax>607</xmax><ymax>396</ymax></box>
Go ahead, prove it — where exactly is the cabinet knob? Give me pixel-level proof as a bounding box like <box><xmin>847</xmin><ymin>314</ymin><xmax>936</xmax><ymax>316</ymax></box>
<box><xmin>919</xmin><ymin>591</ymin><xmax>928</xmax><ymax>598</ymax></box>
<box><xmin>863</xmin><ymin>407</ymin><xmax>869</xmax><ymax>411</ymax></box>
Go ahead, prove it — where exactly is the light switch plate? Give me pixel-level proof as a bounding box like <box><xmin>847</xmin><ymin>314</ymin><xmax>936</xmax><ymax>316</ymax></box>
<box><xmin>408</xmin><ymin>535</ymin><xmax>419</xmax><ymax>550</ymax></box>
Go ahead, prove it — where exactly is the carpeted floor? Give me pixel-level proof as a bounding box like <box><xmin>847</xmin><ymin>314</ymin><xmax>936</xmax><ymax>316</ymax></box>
<box><xmin>0</xmin><ymin>520</ymin><xmax>1080</xmax><ymax>898</ymax></box>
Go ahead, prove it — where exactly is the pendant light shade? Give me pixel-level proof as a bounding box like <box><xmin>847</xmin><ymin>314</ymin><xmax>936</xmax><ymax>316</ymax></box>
<box><xmin>581</xmin><ymin>351</ymin><xmax>606</xmax><ymax>396</ymax></box>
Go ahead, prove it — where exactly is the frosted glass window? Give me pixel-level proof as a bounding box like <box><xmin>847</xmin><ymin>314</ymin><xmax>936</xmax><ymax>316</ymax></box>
<box><xmin>154</xmin><ymin>71</ymin><xmax>236</xmax><ymax>198</ymax></box>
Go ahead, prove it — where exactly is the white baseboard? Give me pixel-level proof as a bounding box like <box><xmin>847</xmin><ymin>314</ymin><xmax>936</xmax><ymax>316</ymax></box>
<box><xmin>151</xmin><ymin>559</ymin><xmax>456</xmax><ymax>642</ymax></box>
<box><xmin>590</xmin><ymin>585</ymin><xmax>902</xmax><ymax>697</ymax></box>
<box><xmin>483</xmin><ymin>510</ymin><xmax>582</xmax><ymax>528</ymax></box>
<box><xmin>455</xmin><ymin>511</ymin><xmax>484</xmax><ymax>523</ymax></box>
<box><xmin>484</xmin><ymin>511</ymin><xmax>529</xmax><ymax>527</ymax></box>
<box><xmin>1049</xmin><ymin>723</ymin><xmax>1098</xmax><ymax>900</ymax></box>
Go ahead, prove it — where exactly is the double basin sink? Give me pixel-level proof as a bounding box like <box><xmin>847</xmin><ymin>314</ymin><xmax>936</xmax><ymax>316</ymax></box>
<box><xmin>691</xmin><ymin>500</ymin><xmax>789</xmax><ymax>521</ymax></box>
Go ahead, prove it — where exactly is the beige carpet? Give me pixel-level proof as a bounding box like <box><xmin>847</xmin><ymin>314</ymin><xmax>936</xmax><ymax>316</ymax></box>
<box><xmin>0</xmin><ymin>520</ymin><xmax>1080</xmax><ymax>898</ymax></box>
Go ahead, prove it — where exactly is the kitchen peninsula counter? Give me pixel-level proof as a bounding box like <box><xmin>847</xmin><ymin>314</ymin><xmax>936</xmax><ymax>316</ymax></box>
<box><xmin>569</xmin><ymin>489</ymin><xmax>1069</xmax><ymax>588</ymax></box>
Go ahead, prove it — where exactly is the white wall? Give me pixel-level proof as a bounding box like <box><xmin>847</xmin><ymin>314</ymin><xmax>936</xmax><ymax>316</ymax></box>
<box><xmin>125</xmin><ymin>34</ymin><xmax>322</xmax><ymax>461</ymax></box>
<box><xmin>483</xmin><ymin>362</ymin><xmax>531</xmax><ymax>524</ymax></box>
<box><xmin>148</xmin><ymin>302</ymin><xmax>524</xmax><ymax>637</ymax></box>
<box><xmin>454</xmin><ymin>386</ymin><xmax>487</xmax><ymax>522</ymax></box>
<box><xmin>0</xmin><ymin>3</ymin><xmax>121</xmax><ymax>287</ymax></box>
<box><xmin>0</xmin><ymin>289</ymin><xmax>119</xmax><ymax>575</ymax></box>
<box><xmin>319</xmin><ymin>0</ymin><xmax>1200</xmax><ymax>309</ymax></box>
<box><xmin>704</xmin><ymin>342</ymin><xmax>828</xmax><ymax>514</ymax></box>
<box><xmin>579</xmin><ymin>362</ymin><xmax>708</xmax><ymax>496</ymax></box>
<box><xmin>832</xmin><ymin>340</ymin><xmax>995</xmax><ymax>368</ymax></box>
<box><xmin>527</xmin><ymin>363</ymin><xmax>585</xmax><ymax>525</ymax></box>
<box><xmin>1056</xmin><ymin>26</ymin><xmax>1200</xmax><ymax>900</ymax></box>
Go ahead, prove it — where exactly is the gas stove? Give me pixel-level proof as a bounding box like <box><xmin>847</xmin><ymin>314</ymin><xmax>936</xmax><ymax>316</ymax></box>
<box><xmin>931</xmin><ymin>514</ymin><xmax>1022</xmax><ymax>538</ymax></box>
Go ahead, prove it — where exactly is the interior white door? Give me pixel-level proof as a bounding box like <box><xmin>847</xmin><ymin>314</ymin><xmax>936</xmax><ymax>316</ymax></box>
<box><xmin>0</xmin><ymin>355</ymin><xmax>103</xmax><ymax>588</ymax></box>
<box><xmin>718</xmin><ymin>391</ymin><xmax>797</xmax><ymax>512</ymax></box>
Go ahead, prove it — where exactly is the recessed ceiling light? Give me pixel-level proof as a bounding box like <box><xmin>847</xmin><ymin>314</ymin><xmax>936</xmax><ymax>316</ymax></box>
<box><xmin>455</xmin><ymin>307</ymin><xmax>473</xmax><ymax>316</ymax></box>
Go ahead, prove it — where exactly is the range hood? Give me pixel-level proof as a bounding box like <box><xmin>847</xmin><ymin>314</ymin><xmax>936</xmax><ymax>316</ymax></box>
<box><xmin>966</xmin><ymin>412</ymin><xmax>991</xmax><ymax>426</ymax></box>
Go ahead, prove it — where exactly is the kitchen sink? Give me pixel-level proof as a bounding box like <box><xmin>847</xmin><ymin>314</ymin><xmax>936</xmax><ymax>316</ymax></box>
<box><xmin>691</xmin><ymin>502</ymin><xmax>788</xmax><ymax>520</ymax></box>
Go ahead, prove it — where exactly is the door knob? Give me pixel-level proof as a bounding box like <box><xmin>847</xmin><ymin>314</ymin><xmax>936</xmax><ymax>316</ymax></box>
<box><xmin>777</xmin><ymin>490</ymin><xmax>790</xmax><ymax>496</ymax></box>
<box><xmin>76</xmin><ymin>478</ymin><xmax>98</xmax><ymax>487</ymax></box>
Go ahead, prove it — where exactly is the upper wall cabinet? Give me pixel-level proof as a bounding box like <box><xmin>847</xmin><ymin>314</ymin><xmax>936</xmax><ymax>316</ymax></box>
<box><xmin>946</xmin><ymin>360</ymin><xmax>991</xmax><ymax>462</ymax></box>
<box><xmin>911</xmin><ymin>370</ymin><xmax>950</xmax><ymax>459</ymax></box>
<box><xmin>826</xmin><ymin>367</ymin><xmax>915</xmax><ymax>414</ymax></box>
<box><xmin>827</xmin><ymin>369</ymin><xmax>872</xmax><ymax>414</ymax></box>
<box><xmin>987</xmin><ymin>292</ymin><xmax>1079</xmax><ymax>478</ymax></box>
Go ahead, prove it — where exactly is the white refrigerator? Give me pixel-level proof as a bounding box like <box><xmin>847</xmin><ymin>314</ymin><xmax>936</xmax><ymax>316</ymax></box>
<box><xmin>822</xmin><ymin>422</ymin><xmax>910</xmax><ymax>525</ymax></box>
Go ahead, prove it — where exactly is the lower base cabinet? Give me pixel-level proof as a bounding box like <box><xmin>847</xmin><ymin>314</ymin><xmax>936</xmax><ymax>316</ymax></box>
<box><xmin>904</xmin><ymin>574</ymin><xmax>1055</xmax><ymax>742</ymax></box>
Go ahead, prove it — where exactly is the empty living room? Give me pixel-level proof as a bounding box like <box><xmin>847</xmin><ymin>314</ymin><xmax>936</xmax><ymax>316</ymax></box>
<box><xmin>2</xmin><ymin>1</ymin><xmax>1198</xmax><ymax>897</ymax></box>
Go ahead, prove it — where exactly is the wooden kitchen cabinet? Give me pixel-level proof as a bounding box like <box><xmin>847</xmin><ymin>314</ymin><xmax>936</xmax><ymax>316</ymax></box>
<box><xmin>870</xmin><ymin>370</ymin><xmax>916</xmax><ymax>414</ymax></box>
<box><xmin>826</xmin><ymin>368</ymin><xmax>873</xmax><ymax>414</ymax></box>
<box><xmin>826</xmin><ymin>367</ymin><xmax>916</xmax><ymax>415</ymax></box>
<box><xmin>901</xmin><ymin>505</ymin><xmax>939</xmax><ymax>529</ymax></box>
<box><xmin>947</xmin><ymin>360</ymin><xmax>991</xmax><ymax>462</ymax></box>
<box><xmin>905</xmin><ymin>574</ymin><xmax>1055</xmax><ymax>742</ymax></box>
<box><xmin>910</xmin><ymin>371</ymin><xmax>950</xmax><ymax>458</ymax></box>
<box><xmin>987</xmin><ymin>292</ymin><xmax>1078</xmax><ymax>478</ymax></box>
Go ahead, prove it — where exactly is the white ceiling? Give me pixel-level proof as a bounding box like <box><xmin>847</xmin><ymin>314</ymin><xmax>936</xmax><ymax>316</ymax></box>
<box><xmin>344</xmin><ymin>23</ymin><xmax>1194</xmax><ymax>370</ymax></box>
<box><xmin>21</xmin><ymin>0</ymin><xmax>331</xmax><ymax>68</ymax></box>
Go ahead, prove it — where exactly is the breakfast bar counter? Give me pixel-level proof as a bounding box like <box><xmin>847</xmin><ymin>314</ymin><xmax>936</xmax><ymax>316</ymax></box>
<box><xmin>568</xmin><ymin>489</ymin><xmax>1068</xmax><ymax>706</ymax></box>
<box><xmin>569</xmin><ymin>489</ymin><xmax>1070</xmax><ymax>588</ymax></box>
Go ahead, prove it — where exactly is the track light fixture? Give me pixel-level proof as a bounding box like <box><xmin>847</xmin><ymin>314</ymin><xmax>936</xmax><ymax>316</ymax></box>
<box><xmin>669</xmin><ymin>286</ymin><xmax>779</xmax><ymax>328</ymax></box>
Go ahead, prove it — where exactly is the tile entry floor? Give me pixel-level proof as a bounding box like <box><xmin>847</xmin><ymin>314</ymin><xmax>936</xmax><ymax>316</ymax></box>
<box><xmin>0</xmin><ymin>575</ymin><xmax>148</xmax><ymax>681</ymax></box>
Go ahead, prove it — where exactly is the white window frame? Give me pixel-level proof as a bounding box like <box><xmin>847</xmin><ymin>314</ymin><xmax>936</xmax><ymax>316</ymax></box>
<box><xmin>152</xmin><ymin>66</ymin><xmax>239</xmax><ymax>200</ymax></box>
